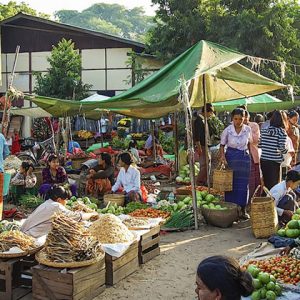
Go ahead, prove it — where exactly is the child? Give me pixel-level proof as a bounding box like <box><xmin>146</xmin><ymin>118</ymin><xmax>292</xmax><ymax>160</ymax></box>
<box><xmin>11</xmin><ymin>129</ymin><xmax>21</xmax><ymax>155</ymax></box>
<box><xmin>269</xmin><ymin>170</ymin><xmax>300</xmax><ymax>225</ymax></box>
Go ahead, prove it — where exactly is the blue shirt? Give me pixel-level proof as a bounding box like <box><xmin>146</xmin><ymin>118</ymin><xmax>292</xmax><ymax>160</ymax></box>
<box><xmin>68</xmin><ymin>141</ymin><xmax>81</xmax><ymax>153</ymax></box>
<box><xmin>0</xmin><ymin>133</ymin><xmax>10</xmax><ymax>172</ymax></box>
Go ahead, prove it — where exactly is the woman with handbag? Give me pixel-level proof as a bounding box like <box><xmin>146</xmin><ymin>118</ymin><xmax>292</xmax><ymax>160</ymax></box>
<box><xmin>220</xmin><ymin>108</ymin><xmax>252</xmax><ymax>219</ymax></box>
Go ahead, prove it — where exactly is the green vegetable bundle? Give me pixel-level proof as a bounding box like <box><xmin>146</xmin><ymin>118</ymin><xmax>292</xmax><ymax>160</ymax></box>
<box><xmin>124</xmin><ymin>202</ymin><xmax>149</xmax><ymax>214</ymax></box>
<box><xmin>19</xmin><ymin>194</ymin><xmax>44</xmax><ymax>209</ymax></box>
<box><xmin>163</xmin><ymin>209</ymin><xmax>194</xmax><ymax>229</ymax></box>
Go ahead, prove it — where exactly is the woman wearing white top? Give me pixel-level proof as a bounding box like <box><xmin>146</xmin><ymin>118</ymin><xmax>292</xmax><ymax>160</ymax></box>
<box><xmin>128</xmin><ymin>140</ymin><xmax>140</xmax><ymax>164</ymax></box>
<box><xmin>111</xmin><ymin>152</ymin><xmax>141</xmax><ymax>204</ymax></box>
<box><xmin>21</xmin><ymin>185</ymin><xmax>97</xmax><ymax>238</ymax></box>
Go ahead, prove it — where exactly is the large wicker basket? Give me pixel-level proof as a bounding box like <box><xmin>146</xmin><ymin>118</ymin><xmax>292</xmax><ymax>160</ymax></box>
<box><xmin>250</xmin><ymin>186</ymin><xmax>278</xmax><ymax>238</ymax></box>
<box><xmin>201</xmin><ymin>202</ymin><xmax>238</xmax><ymax>228</ymax></box>
<box><xmin>71</xmin><ymin>157</ymin><xmax>88</xmax><ymax>169</ymax></box>
<box><xmin>103</xmin><ymin>194</ymin><xmax>125</xmax><ymax>207</ymax></box>
<box><xmin>213</xmin><ymin>164</ymin><xmax>233</xmax><ymax>192</ymax></box>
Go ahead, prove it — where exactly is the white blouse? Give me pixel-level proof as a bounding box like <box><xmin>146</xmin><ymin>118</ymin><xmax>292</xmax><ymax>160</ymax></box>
<box><xmin>221</xmin><ymin>124</ymin><xmax>252</xmax><ymax>151</ymax></box>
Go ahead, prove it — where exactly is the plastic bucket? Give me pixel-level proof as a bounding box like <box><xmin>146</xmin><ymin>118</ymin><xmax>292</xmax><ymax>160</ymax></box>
<box><xmin>3</xmin><ymin>172</ymin><xmax>11</xmax><ymax>196</ymax></box>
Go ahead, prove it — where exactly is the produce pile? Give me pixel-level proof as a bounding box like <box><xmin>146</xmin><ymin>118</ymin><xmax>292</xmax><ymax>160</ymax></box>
<box><xmin>77</xmin><ymin>130</ymin><xmax>94</xmax><ymax>139</ymax></box>
<box><xmin>0</xmin><ymin>230</ymin><xmax>37</xmax><ymax>252</ymax></box>
<box><xmin>89</xmin><ymin>214</ymin><xmax>135</xmax><ymax>244</ymax></box>
<box><xmin>123</xmin><ymin>216</ymin><xmax>149</xmax><ymax>228</ymax></box>
<box><xmin>19</xmin><ymin>194</ymin><xmax>44</xmax><ymax>209</ymax></box>
<box><xmin>245</xmin><ymin>264</ymin><xmax>283</xmax><ymax>300</ymax></box>
<box><xmin>0</xmin><ymin>220</ymin><xmax>20</xmax><ymax>233</ymax></box>
<box><xmin>44</xmin><ymin>213</ymin><xmax>103</xmax><ymax>263</ymax></box>
<box><xmin>4</xmin><ymin>155</ymin><xmax>22</xmax><ymax>171</ymax></box>
<box><xmin>277</xmin><ymin>209</ymin><xmax>300</xmax><ymax>238</ymax></box>
<box><xmin>244</xmin><ymin>256</ymin><xmax>300</xmax><ymax>286</ymax></box>
<box><xmin>97</xmin><ymin>202</ymin><xmax>148</xmax><ymax>215</ymax></box>
<box><xmin>129</xmin><ymin>208</ymin><xmax>170</xmax><ymax>219</ymax></box>
<box><xmin>67</xmin><ymin>196</ymin><xmax>98</xmax><ymax>212</ymax></box>
<box><xmin>163</xmin><ymin>209</ymin><xmax>194</xmax><ymax>229</ymax></box>
<box><xmin>176</xmin><ymin>163</ymin><xmax>200</xmax><ymax>184</ymax></box>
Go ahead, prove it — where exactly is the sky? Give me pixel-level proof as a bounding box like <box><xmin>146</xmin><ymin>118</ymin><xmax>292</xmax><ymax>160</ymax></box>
<box><xmin>2</xmin><ymin>0</ymin><xmax>156</xmax><ymax>17</ymax></box>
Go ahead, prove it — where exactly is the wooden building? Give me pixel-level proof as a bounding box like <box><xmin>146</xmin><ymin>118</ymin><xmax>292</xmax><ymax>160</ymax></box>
<box><xmin>0</xmin><ymin>13</ymin><xmax>152</xmax><ymax>96</ymax></box>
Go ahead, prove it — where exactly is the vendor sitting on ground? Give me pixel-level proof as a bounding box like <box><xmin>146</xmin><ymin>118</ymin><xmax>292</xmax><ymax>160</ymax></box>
<box><xmin>21</xmin><ymin>185</ymin><xmax>97</xmax><ymax>238</ymax></box>
<box><xmin>86</xmin><ymin>152</ymin><xmax>114</xmax><ymax>197</ymax></box>
<box><xmin>111</xmin><ymin>152</ymin><xmax>141</xmax><ymax>204</ymax></box>
<box><xmin>144</xmin><ymin>129</ymin><xmax>163</xmax><ymax>158</ymax></box>
<box><xmin>269</xmin><ymin>170</ymin><xmax>300</xmax><ymax>225</ymax></box>
<box><xmin>11</xmin><ymin>161</ymin><xmax>37</xmax><ymax>200</ymax></box>
<box><xmin>39</xmin><ymin>154</ymin><xmax>77</xmax><ymax>197</ymax></box>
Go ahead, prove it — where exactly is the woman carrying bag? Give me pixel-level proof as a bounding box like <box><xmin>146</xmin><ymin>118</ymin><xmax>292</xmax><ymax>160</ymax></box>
<box><xmin>220</xmin><ymin>108</ymin><xmax>252</xmax><ymax>219</ymax></box>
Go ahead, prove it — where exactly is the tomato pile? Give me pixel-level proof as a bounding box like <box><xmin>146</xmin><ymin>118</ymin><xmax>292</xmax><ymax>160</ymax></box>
<box><xmin>243</xmin><ymin>256</ymin><xmax>300</xmax><ymax>285</ymax></box>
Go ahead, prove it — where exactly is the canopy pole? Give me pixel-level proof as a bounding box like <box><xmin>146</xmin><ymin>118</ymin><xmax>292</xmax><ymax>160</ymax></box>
<box><xmin>179</xmin><ymin>77</ymin><xmax>198</xmax><ymax>230</ymax></box>
<box><xmin>174</xmin><ymin>112</ymin><xmax>179</xmax><ymax>174</ymax></box>
<box><xmin>151</xmin><ymin>121</ymin><xmax>157</xmax><ymax>162</ymax></box>
<box><xmin>202</xmin><ymin>74</ymin><xmax>211</xmax><ymax>192</ymax></box>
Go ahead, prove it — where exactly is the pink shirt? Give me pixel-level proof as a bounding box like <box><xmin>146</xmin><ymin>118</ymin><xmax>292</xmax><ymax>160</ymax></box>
<box><xmin>221</xmin><ymin>124</ymin><xmax>252</xmax><ymax>151</ymax></box>
<box><xmin>248</xmin><ymin>121</ymin><xmax>261</xmax><ymax>164</ymax></box>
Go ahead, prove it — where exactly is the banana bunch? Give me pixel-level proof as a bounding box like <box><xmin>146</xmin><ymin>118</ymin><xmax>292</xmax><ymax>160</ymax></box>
<box><xmin>77</xmin><ymin>130</ymin><xmax>94</xmax><ymax>139</ymax></box>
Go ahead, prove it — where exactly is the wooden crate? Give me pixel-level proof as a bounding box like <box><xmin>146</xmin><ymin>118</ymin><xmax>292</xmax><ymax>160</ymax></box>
<box><xmin>32</xmin><ymin>258</ymin><xmax>105</xmax><ymax>300</ymax></box>
<box><xmin>0</xmin><ymin>255</ymin><xmax>37</xmax><ymax>300</ymax></box>
<box><xmin>105</xmin><ymin>241</ymin><xmax>139</xmax><ymax>286</ymax></box>
<box><xmin>139</xmin><ymin>226</ymin><xmax>160</xmax><ymax>264</ymax></box>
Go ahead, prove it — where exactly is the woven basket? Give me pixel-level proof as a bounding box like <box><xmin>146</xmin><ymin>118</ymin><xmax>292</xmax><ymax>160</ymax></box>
<box><xmin>201</xmin><ymin>202</ymin><xmax>238</xmax><ymax>228</ymax></box>
<box><xmin>213</xmin><ymin>164</ymin><xmax>233</xmax><ymax>192</ymax></box>
<box><xmin>250</xmin><ymin>186</ymin><xmax>278</xmax><ymax>238</ymax></box>
<box><xmin>71</xmin><ymin>157</ymin><xmax>88</xmax><ymax>169</ymax></box>
<box><xmin>35</xmin><ymin>250</ymin><xmax>104</xmax><ymax>268</ymax></box>
<box><xmin>103</xmin><ymin>194</ymin><xmax>125</xmax><ymax>207</ymax></box>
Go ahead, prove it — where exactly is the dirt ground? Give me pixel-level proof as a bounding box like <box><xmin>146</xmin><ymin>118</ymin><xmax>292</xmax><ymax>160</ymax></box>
<box><xmin>97</xmin><ymin>220</ymin><xmax>261</xmax><ymax>300</ymax></box>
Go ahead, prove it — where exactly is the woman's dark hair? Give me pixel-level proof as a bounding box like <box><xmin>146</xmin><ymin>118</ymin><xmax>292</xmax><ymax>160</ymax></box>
<box><xmin>270</xmin><ymin>110</ymin><xmax>288</xmax><ymax>129</ymax></box>
<box><xmin>231</xmin><ymin>108</ymin><xmax>245</xmax><ymax>118</ymax></box>
<box><xmin>266</xmin><ymin>111</ymin><xmax>274</xmax><ymax>120</ymax></box>
<box><xmin>286</xmin><ymin>170</ymin><xmax>300</xmax><ymax>182</ymax></box>
<box><xmin>237</xmin><ymin>105</ymin><xmax>247</xmax><ymax>110</ymax></box>
<box><xmin>197</xmin><ymin>256</ymin><xmax>254</xmax><ymax>300</ymax></box>
<box><xmin>100</xmin><ymin>152</ymin><xmax>112</xmax><ymax>166</ymax></box>
<box><xmin>48</xmin><ymin>154</ymin><xmax>59</xmax><ymax>164</ymax></box>
<box><xmin>288</xmin><ymin>110</ymin><xmax>299</xmax><ymax>119</ymax></box>
<box><xmin>202</xmin><ymin>103</ymin><xmax>214</xmax><ymax>114</ymax></box>
<box><xmin>118</xmin><ymin>152</ymin><xmax>133</xmax><ymax>165</ymax></box>
<box><xmin>21</xmin><ymin>161</ymin><xmax>30</xmax><ymax>172</ymax></box>
<box><xmin>47</xmin><ymin>184</ymin><xmax>72</xmax><ymax>201</ymax></box>
<box><xmin>128</xmin><ymin>140</ymin><xmax>137</xmax><ymax>150</ymax></box>
<box><xmin>244</xmin><ymin>110</ymin><xmax>250</xmax><ymax>118</ymax></box>
<box><xmin>254</xmin><ymin>114</ymin><xmax>264</xmax><ymax>124</ymax></box>
<box><xmin>27</xmin><ymin>162</ymin><xmax>35</xmax><ymax>171</ymax></box>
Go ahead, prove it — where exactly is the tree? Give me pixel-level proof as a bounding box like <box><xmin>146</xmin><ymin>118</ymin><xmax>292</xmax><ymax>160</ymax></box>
<box><xmin>147</xmin><ymin>0</ymin><xmax>300</xmax><ymax>95</ymax></box>
<box><xmin>55</xmin><ymin>4</ymin><xmax>153</xmax><ymax>42</ymax></box>
<box><xmin>34</xmin><ymin>39</ymin><xmax>91</xmax><ymax>100</ymax></box>
<box><xmin>0</xmin><ymin>1</ymin><xmax>49</xmax><ymax>21</ymax></box>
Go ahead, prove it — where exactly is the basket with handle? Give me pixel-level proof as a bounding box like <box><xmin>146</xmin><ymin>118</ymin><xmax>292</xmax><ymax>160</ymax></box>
<box><xmin>250</xmin><ymin>185</ymin><xmax>278</xmax><ymax>238</ymax></box>
<box><xmin>213</xmin><ymin>163</ymin><xmax>233</xmax><ymax>192</ymax></box>
<box><xmin>103</xmin><ymin>193</ymin><xmax>125</xmax><ymax>207</ymax></box>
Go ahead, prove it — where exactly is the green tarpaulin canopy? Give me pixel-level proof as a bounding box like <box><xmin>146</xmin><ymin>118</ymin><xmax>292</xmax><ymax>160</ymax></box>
<box><xmin>26</xmin><ymin>40</ymin><xmax>285</xmax><ymax>118</ymax></box>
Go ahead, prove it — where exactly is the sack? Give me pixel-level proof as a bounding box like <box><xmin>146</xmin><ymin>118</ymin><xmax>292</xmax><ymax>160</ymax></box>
<box><xmin>251</xmin><ymin>185</ymin><xmax>278</xmax><ymax>238</ymax></box>
<box><xmin>212</xmin><ymin>164</ymin><xmax>233</xmax><ymax>192</ymax></box>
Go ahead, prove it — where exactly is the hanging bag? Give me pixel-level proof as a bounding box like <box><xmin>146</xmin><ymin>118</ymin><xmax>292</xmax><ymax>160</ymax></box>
<box><xmin>250</xmin><ymin>185</ymin><xmax>278</xmax><ymax>238</ymax></box>
<box><xmin>212</xmin><ymin>163</ymin><xmax>233</xmax><ymax>192</ymax></box>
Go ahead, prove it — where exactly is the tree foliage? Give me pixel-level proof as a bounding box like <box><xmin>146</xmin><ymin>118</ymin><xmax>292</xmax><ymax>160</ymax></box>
<box><xmin>34</xmin><ymin>39</ymin><xmax>91</xmax><ymax>100</ymax></box>
<box><xmin>55</xmin><ymin>3</ymin><xmax>153</xmax><ymax>42</ymax></box>
<box><xmin>147</xmin><ymin>0</ymin><xmax>300</xmax><ymax>94</ymax></box>
<box><xmin>0</xmin><ymin>1</ymin><xmax>49</xmax><ymax>21</ymax></box>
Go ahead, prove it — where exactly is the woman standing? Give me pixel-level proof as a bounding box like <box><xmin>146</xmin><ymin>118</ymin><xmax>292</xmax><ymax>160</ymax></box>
<box><xmin>259</xmin><ymin>110</ymin><xmax>288</xmax><ymax>190</ymax></box>
<box><xmin>244</xmin><ymin>111</ymin><xmax>261</xmax><ymax>200</ymax></box>
<box><xmin>287</xmin><ymin>110</ymin><xmax>299</xmax><ymax>166</ymax></box>
<box><xmin>128</xmin><ymin>140</ymin><xmax>140</xmax><ymax>164</ymax></box>
<box><xmin>85</xmin><ymin>153</ymin><xmax>114</xmax><ymax>197</ymax></box>
<box><xmin>220</xmin><ymin>108</ymin><xmax>252</xmax><ymax>219</ymax></box>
